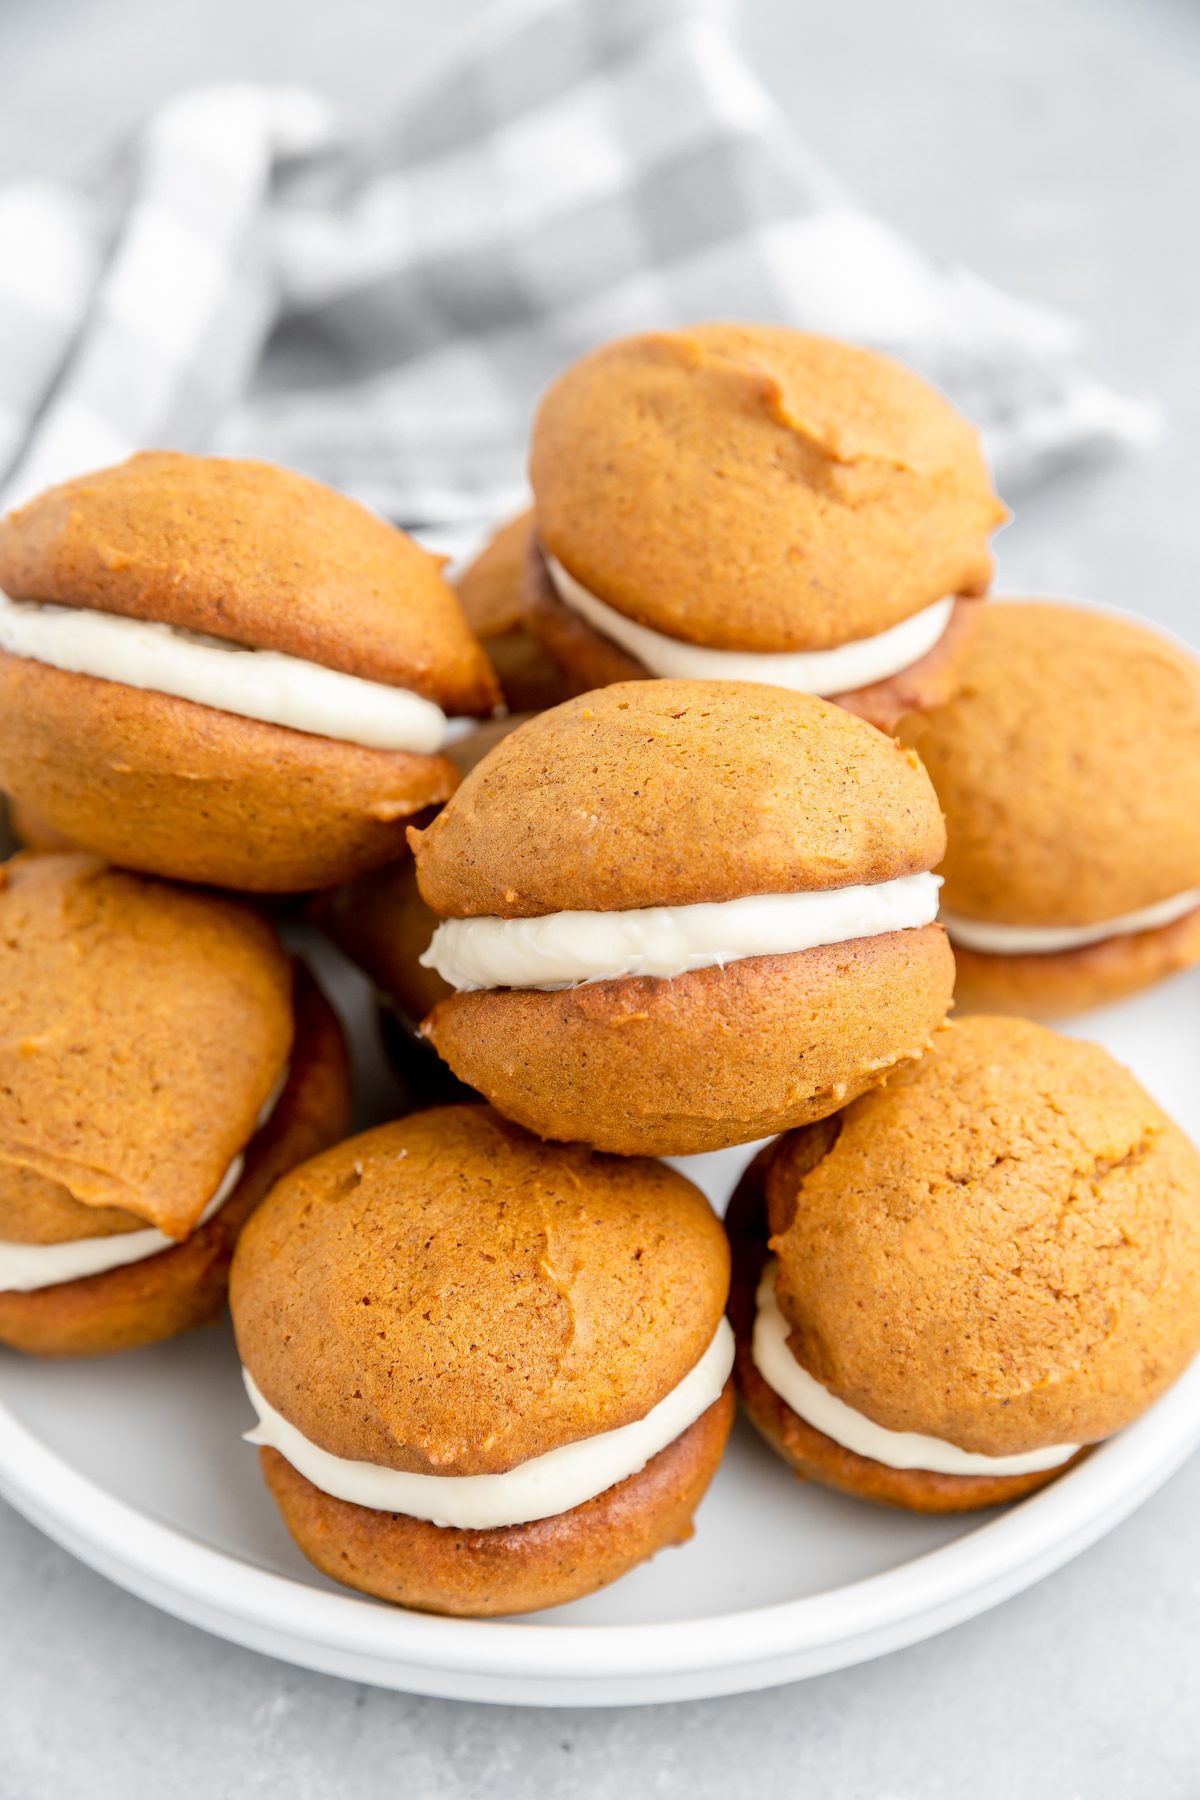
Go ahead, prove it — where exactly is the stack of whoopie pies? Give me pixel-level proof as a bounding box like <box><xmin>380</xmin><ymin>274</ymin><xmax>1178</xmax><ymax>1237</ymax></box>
<box><xmin>3</xmin><ymin>320</ymin><xmax>1199</xmax><ymax>1620</ymax></box>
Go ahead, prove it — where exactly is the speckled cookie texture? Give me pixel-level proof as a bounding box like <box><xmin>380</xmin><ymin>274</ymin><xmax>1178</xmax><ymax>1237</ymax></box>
<box><xmin>764</xmin><ymin>1015</ymin><xmax>1200</xmax><ymax>1458</ymax></box>
<box><xmin>0</xmin><ymin>853</ymin><xmax>293</xmax><ymax>1242</ymax></box>
<box><xmin>231</xmin><ymin>1106</ymin><xmax>730</xmax><ymax>1475</ymax></box>
<box><xmin>409</xmin><ymin>679</ymin><xmax>947</xmax><ymax>916</ymax></box>
<box><xmin>0</xmin><ymin>963</ymin><xmax>352</xmax><ymax>1359</ymax></box>
<box><xmin>0</xmin><ymin>452</ymin><xmax>493</xmax><ymax>890</ymax></box>
<box><xmin>530</xmin><ymin>325</ymin><xmax>1005</xmax><ymax>652</ymax></box>
<box><xmin>0</xmin><ymin>452</ymin><xmax>498</xmax><ymax>711</ymax></box>
<box><xmin>724</xmin><ymin>1143</ymin><xmax>1080</xmax><ymax>1513</ymax></box>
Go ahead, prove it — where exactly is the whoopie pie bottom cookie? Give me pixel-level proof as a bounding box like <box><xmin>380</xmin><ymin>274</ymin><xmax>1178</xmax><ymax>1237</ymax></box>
<box><xmin>951</xmin><ymin>903</ymin><xmax>1200</xmax><ymax>1020</ymax></box>
<box><xmin>259</xmin><ymin>1382</ymin><xmax>734</xmax><ymax>1617</ymax></box>
<box><xmin>725</xmin><ymin>1146</ymin><xmax>1085</xmax><ymax>1513</ymax></box>
<box><xmin>421</xmin><ymin>927</ymin><xmax>955</xmax><ymax>1157</ymax></box>
<box><xmin>0</xmin><ymin>654</ymin><xmax>459</xmax><ymax>893</ymax></box>
<box><xmin>0</xmin><ymin>964</ymin><xmax>351</xmax><ymax>1358</ymax></box>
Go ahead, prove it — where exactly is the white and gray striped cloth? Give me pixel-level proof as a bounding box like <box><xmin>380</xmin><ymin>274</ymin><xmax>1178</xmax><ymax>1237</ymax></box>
<box><xmin>0</xmin><ymin>0</ymin><xmax>1158</xmax><ymax>551</ymax></box>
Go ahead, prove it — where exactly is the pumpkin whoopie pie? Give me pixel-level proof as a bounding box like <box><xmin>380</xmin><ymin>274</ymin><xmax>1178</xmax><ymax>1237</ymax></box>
<box><xmin>524</xmin><ymin>326</ymin><xmax>1007</xmax><ymax>732</ymax></box>
<box><xmin>454</xmin><ymin>510</ymin><xmax>577</xmax><ymax>713</ymax></box>
<box><xmin>231</xmin><ymin>1104</ymin><xmax>734</xmax><ymax>1617</ymax></box>
<box><xmin>0</xmin><ymin>853</ymin><xmax>351</xmax><ymax>1357</ymax></box>
<box><xmin>0</xmin><ymin>452</ymin><xmax>501</xmax><ymax>891</ymax></box>
<box><xmin>899</xmin><ymin>601</ymin><xmax>1200</xmax><ymax>1017</ymax></box>
<box><xmin>728</xmin><ymin>1014</ymin><xmax>1200</xmax><ymax>1513</ymax></box>
<box><xmin>408</xmin><ymin>678</ymin><xmax>955</xmax><ymax>1156</ymax></box>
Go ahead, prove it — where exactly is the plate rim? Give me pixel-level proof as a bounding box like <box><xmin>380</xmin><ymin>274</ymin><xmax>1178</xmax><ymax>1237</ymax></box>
<box><xmin>2</xmin><ymin>1345</ymin><xmax>1198</xmax><ymax>1699</ymax></box>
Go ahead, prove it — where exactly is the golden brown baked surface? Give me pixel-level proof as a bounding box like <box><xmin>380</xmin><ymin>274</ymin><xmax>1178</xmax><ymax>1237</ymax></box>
<box><xmin>898</xmin><ymin>601</ymin><xmax>1200</xmax><ymax>925</ymax></box>
<box><xmin>531</xmin><ymin>326</ymin><xmax>1004</xmax><ymax>652</ymax></box>
<box><xmin>0</xmin><ymin>653</ymin><xmax>459</xmax><ymax>892</ymax></box>
<box><xmin>767</xmin><ymin>1014</ymin><xmax>1200</xmax><ymax>1456</ymax></box>
<box><xmin>725</xmin><ymin>1150</ymin><xmax>1081</xmax><ymax>1513</ymax></box>
<box><xmin>0</xmin><ymin>452</ymin><xmax>499</xmax><ymax>714</ymax></box>
<box><xmin>0</xmin><ymin>961</ymin><xmax>352</xmax><ymax>1358</ymax></box>
<box><xmin>231</xmin><ymin>1105</ymin><xmax>730</xmax><ymax>1474</ymax></box>
<box><xmin>0</xmin><ymin>853</ymin><xmax>293</xmax><ymax>1239</ymax></box>
<box><xmin>260</xmin><ymin>1383</ymin><xmax>734</xmax><ymax>1616</ymax></box>
<box><xmin>421</xmin><ymin>928</ymin><xmax>955</xmax><ymax>1156</ymax></box>
<box><xmin>951</xmin><ymin>903</ymin><xmax>1200</xmax><ymax>1021</ymax></box>
<box><xmin>409</xmin><ymin>679</ymin><xmax>947</xmax><ymax>917</ymax></box>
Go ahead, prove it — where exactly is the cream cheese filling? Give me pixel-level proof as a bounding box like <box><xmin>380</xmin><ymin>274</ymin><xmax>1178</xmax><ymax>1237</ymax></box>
<box><xmin>421</xmin><ymin>872</ymin><xmax>942</xmax><ymax>992</ymax></box>
<box><xmin>0</xmin><ymin>590</ymin><xmax>467</xmax><ymax>754</ymax></box>
<box><xmin>242</xmin><ymin>1316</ymin><xmax>735</xmax><ymax>1530</ymax></box>
<box><xmin>0</xmin><ymin>1154</ymin><xmax>244</xmax><ymax>1294</ymax></box>
<box><xmin>941</xmin><ymin>887</ymin><xmax>1200</xmax><ymax>956</ymax></box>
<box><xmin>545</xmin><ymin>555</ymin><xmax>956</xmax><ymax>694</ymax></box>
<box><xmin>0</xmin><ymin>1062</ymin><xmax>290</xmax><ymax>1294</ymax></box>
<box><xmin>753</xmin><ymin>1263</ymin><xmax>1078</xmax><ymax>1477</ymax></box>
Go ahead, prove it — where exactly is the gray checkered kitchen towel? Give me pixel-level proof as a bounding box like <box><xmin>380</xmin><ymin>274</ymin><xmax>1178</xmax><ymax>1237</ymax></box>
<box><xmin>0</xmin><ymin>0</ymin><xmax>1158</xmax><ymax>548</ymax></box>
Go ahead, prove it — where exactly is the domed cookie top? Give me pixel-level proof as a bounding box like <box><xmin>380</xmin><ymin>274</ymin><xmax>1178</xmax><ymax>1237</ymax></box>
<box><xmin>0</xmin><ymin>452</ymin><xmax>499</xmax><ymax>715</ymax></box>
<box><xmin>409</xmin><ymin>679</ymin><xmax>947</xmax><ymax>917</ymax></box>
<box><xmin>768</xmin><ymin>1014</ymin><xmax>1200</xmax><ymax>1455</ymax></box>
<box><xmin>898</xmin><ymin>601</ymin><xmax>1200</xmax><ymax>926</ymax></box>
<box><xmin>530</xmin><ymin>326</ymin><xmax>1005</xmax><ymax>653</ymax></box>
<box><xmin>0</xmin><ymin>853</ymin><xmax>293</xmax><ymax>1239</ymax></box>
<box><xmin>231</xmin><ymin>1105</ymin><xmax>730</xmax><ymax>1476</ymax></box>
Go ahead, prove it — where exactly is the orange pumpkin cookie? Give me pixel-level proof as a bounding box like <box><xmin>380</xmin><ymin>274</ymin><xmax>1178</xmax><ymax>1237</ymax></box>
<box><xmin>525</xmin><ymin>327</ymin><xmax>1005</xmax><ymax>729</ymax></box>
<box><xmin>729</xmin><ymin>1015</ymin><xmax>1200</xmax><ymax>1510</ymax></box>
<box><xmin>231</xmin><ymin>1105</ymin><xmax>734</xmax><ymax>1615</ymax></box>
<box><xmin>0</xmin><ymin>453</ymin><xmax>501</xmax><ymax>890</ymax></box>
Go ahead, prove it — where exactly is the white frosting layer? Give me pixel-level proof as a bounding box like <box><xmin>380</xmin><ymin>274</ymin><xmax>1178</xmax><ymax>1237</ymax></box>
<box><xmin>0</xmin><ymin>1059</ymin><xmax>290</xmax><ymax>1294</ymax></box>
<box><xmin>752</xmin><ymin>1264</ymin><xmax>1078</xmax><ymax>1476</ymax></box>
<box><xmin>421</xmin><ymin>872</ymin><xmax>942</xmax><ymax>992</ymax></box>
<box><xmin>0</xmin><ymin>591</ymin><xmax>451</xmax><ymax>753</ymax></box>
<box><xmin>546</xmin><ymin>555</ymin><xmax>956</xmax><ymax>694</ymax></box>
<box><xmin>942</xmin><ymin>887</ymin><xmax>1200</xmax><ymax>956</ymax></box>
<box><xmin>0</xmin><ymin>1154</ymin><xmax>244</xmax><ymax>1294</ymax></box>
<box><xmin>243</xmin><ymin>1316</ymin><xmax>735</xmax><ymax>1529</ymax></box>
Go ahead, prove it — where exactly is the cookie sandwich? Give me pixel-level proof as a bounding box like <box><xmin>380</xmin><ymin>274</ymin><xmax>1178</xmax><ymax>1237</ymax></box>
<box><xmin>232</xmin><ymin>1105</ymin><xmax>734</xmax><ymax>1616</ymax></box>
<box><xmin>0</xmin><ymin>853</ymin><xmax>352</xmax><ymax>1357</ymax></box>
<box><xmin>899</xmin><ymin>601</ymin><xmax>1200</xmax><ymax>1017</ymax></box>
<box><xmin>525</xmin><ymin>326</ymin><xmax>1006</xmax><ymax>732</ymax></box>
<box><xmin>728</xmin><ymin>1014</ymin><xmax>1200</xmax><ymax>1513</ymax></box>
<box><xmin>0</xmin><ymin>452</ymin><xmax>501</xmax><ymax>891</ymax></box>
<box><xmin>410</xmin><ymin>679</ymin><xmax>955</xmax><ymax>1156</ymax></box>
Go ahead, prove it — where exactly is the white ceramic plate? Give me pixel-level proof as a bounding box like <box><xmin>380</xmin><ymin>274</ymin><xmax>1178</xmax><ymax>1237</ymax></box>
<box><xmin>2</xmin><ymin>950</ymin><xmax>1199</xmax><ymax>1708</ymax></box>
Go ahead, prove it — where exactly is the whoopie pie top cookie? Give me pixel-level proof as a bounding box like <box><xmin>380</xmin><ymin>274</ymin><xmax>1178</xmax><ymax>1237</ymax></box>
<box><xmin>232</xmin><ymin>1105</ymin><xmax>731</xmax><ymax>1477</ymax></box>
<box><xmin>897</xmin><ymin>602</ymin><xmax>1200</xmax><ymax>1014</ymax></box>
<box><xmin>761</xmin><ymin>1015</ymin><xmax>1200</xmax><ymax>1460</ymax></box>
<box><xmin>0</xmin><ymin>853</ymin><xmax>292</xmax><ymax>1245</ymax></box>
<box><xmin>0</xmin><ymin>452</ymin><xmax>498</xmax><ymax>714</ymax></box>
<box><xmin>526</xmin><ymin>326</ymin><xmax>1006</xmax><ymax>727</ymax></box>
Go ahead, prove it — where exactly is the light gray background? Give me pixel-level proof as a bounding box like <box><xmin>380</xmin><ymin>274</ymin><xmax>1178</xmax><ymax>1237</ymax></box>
<box><xmin>3</xmin><ymin>1</ymin><xmax>1199</xmax><ymax>1794</ymax></box>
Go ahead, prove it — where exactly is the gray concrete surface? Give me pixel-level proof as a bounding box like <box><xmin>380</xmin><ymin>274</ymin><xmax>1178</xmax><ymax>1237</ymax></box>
<box><xmin>3</xmin><ymin>0</ymin><xmax>1200</xmax><ymax>1793</ymax></box>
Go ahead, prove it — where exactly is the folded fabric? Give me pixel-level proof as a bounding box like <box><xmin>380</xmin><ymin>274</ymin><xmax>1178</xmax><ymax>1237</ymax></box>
<box><xmin>0</xmin><ymin>0</ymin><xmax>1158</xmax><ymax>540</ymax></box>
